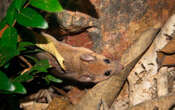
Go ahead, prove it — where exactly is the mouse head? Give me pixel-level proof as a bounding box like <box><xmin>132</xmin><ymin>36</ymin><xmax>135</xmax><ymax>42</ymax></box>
<box><xmin>78</xmin><ymin>53</ymin><xmax>123</xmax><ymax>83</ymax></box>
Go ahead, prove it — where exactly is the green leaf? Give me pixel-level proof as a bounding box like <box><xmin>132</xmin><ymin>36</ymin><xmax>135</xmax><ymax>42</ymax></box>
<box><xmin>13</xmin><ymin>74</ymin><xmax>33</xmax><ymax>83</ymax></box>
<box><xmin>0</xmin><ymin>18</ymin><xmax>7</xmax><ymax>30</ymax></box>
<box><xmin>17</xmin><ymin>41</ymin><xmax>34</xmax><ymax>52</ymax></box>
<box><xmin>4</xmin><ymin>62</ymin><xmax>10</xmax><ymax>69</ymax></box>
<box><xmin>45</xmin><ymin>74</ymin><xmax>62</xmax><ymax>83</ymax></box>
<box><xmin>30</xmin><ymin>0</ymin><xmax>63</xmax><ymax>12</ymax></box>
<box><xmin>0</xmin><ymin>27</ymin><xmax>19</xmax><ymax>67</ymax></box>
<box><xmin>22</xmin><ymin>49</ymin><xmax>42</xmax><ymax>54</ymax></box>
<box><xmin>16</xmin><ymin>7</ymin><xmax>48</xmax><ymax>29</ymax></box>
<box><xmin>0</xmin><ymin>71</ymin><xmax>15</xmax><ymax>92</ymax></box>
<box><xmin>12</xmin><ymin>82</ymin><xmax>27</xmax><ymax>94</ymax></box>
<box><xmin>0</xmin><ymin>71</ymin><xmax>26</xmax><ymax>94</ymax></box>
<box><xmin>27</xmin><ymin>60</ymin><xmax>50</xmax><ymax>75</ymax></box>
<box><xmin>14</xmin><ymin>0</ymin><xmax>26</xmax><ymax>11</ymax></box>
<box><xmin>6</xmin><ymin>0</ymin><xmax>17</xmax><ymax>26</ymax></box>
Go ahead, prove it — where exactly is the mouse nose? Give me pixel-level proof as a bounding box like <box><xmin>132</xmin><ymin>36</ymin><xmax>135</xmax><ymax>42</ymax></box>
<box><xmin>104</xmin><ymin>70</ymin><xmax>112</xmax><ymax>76</ymax></box>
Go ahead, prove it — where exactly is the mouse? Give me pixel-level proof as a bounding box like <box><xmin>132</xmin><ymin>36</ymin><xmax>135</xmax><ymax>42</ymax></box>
<box><xmin>35</xmin><ymin>32</ymin><xmax>123</xmax><ymax>83</ymax></box>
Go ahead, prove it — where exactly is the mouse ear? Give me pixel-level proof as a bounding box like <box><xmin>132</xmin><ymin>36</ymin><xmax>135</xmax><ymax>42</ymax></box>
<box><xmin>80</xmin><ymin>54</ymin><xmax>96</xmax><ymax>62</ymax></box>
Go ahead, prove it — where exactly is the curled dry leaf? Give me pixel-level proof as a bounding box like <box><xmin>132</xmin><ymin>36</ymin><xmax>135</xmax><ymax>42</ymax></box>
<box><xmin>33</xmin><ymin>32</ymin><xmax>66</xmax><ymax>70</ymax></box>
<box><xmin>159</xmin><ymin>35</ymin><xmax>175</xmax><ymax>54</ymax></box>
<box><xmin>157</xmin><ymin>35</ymin><xmax>175</xmax><ymax>66</ymax></box>
<box><xmin>157</xmin><ymin>53</ymin><xmax>175</xmax><ymax>66</ymax></box>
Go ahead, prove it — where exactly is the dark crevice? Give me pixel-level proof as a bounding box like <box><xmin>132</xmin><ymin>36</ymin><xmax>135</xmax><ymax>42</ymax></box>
<box><xmin>169</xmin><ymin>104</ymin><xmax>175</xmax><ymax>110</ymax></box>
<box><xmin>59</xmin><ymin>0</ymin><xmax>99</xmax><ymax>18</ymax></box>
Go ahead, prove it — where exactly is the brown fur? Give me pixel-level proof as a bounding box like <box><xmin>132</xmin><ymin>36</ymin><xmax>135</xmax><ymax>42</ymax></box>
<box><xmin>39</xmin><ymin>33</ymin><xmax>123</xmax><ymax>83</ymax></box>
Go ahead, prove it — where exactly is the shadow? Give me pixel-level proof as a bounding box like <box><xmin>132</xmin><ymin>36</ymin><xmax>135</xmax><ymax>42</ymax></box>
<box><xmin>59</xmin><ymin>0</ymin><xmax>99</xmax><ymax>18</ymax></box>
<box><xmin>169</xmin><ymin>104</ymin><xmax>175</xmax><ymax>110</ymax></box>
<box><xmin>54</xmin><ymin>76</ymin><xmax>96</xmax><ymax>90</ymax></box>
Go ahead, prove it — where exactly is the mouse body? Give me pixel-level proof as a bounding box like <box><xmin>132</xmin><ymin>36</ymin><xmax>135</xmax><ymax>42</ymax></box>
<box><xmin>38</xmin><ymin>33</ymin><xmax>123</xmax><ymax>83</ymax></box>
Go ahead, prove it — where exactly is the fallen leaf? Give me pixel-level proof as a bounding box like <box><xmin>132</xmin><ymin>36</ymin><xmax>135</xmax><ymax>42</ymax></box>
<box><xmin>157</xmin><ymin>53</ymin><xmax>175</xmax><ymax>66</ymax></box>
<box><xmin>159</xmin><ymin>35</ymin><xmax>175</xmax><ymax>54</ymax></box>
<box><xmin>33</xmin><ymin>32</ymin><xmax>66</xmax><ymax>70</ymax></box>
<box><xmin>157</xmin><ymin>35</ymin><xmax>175</xmax><ymax>66</ymax></box>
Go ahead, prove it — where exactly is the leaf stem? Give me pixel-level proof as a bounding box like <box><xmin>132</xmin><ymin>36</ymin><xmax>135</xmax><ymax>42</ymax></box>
<box><xmin>19</xmin><ymin>56</ymin><xmax>32</xmax><ymax>75</ymax></box>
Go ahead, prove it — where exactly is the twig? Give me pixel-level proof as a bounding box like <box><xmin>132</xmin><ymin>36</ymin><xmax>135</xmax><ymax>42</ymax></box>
<box><xmin>19</xmin><ymin>56</ymin><xmax>32</xmax><ymax>75</ymax></box>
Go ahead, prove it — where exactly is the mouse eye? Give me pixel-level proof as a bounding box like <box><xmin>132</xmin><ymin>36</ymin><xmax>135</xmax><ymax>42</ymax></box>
<box><xmin>104</xmin><ymin>70</ymin><xmax>112</xmax><ymax>76</ymax></box>
<box><xmin>104</xmin><ymin>59</ymin><xmax>110</xmax><ymax>64</ymax></box>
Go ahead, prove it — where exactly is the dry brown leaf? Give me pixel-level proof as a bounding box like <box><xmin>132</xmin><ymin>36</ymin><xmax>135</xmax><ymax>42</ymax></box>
<box><xmin>33</xmin><ymin>32</ymin><xmax>66</xmax><ymax>70</ymax></box>
<box><xmin>20</xmin><ymin>101</ymin><xmax>48</xmax><ymax>110</ymax></box>
<box><xmin>157</xmin><ymin>34</ymin><xmax>175</xmax><ymax>66</ymax></box>
<box><xmin>47</xmin><ymin>97</ymin><xmax>72</xmax><ymax>110</ymax></box>
<box><xmin>159</xmin><ymin>35</ymin><xmax>175</xmax><ymax>54</ymax></box>
<box><xmin>157</xmin><ymin>53</ymin><xmax>175</xmax><ymax>66</ymax></box>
